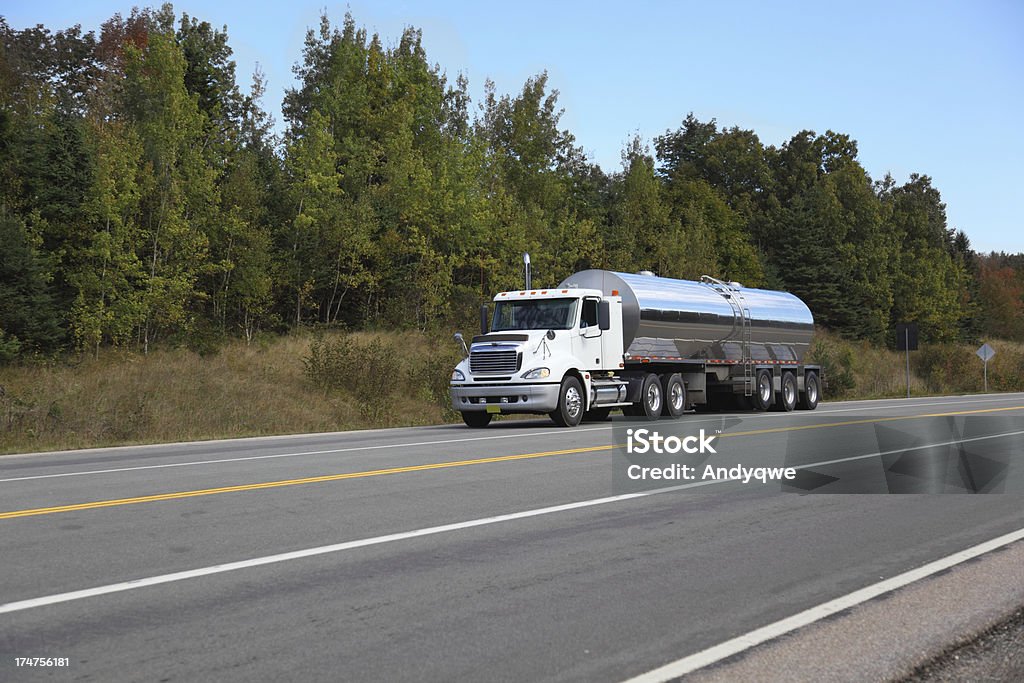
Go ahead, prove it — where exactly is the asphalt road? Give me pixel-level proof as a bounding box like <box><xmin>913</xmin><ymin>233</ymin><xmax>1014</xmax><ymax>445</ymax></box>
<box><xmin>1</xmin><ymin>393</ymin><xmax>1023</xmax><ymax>682</ymax></box>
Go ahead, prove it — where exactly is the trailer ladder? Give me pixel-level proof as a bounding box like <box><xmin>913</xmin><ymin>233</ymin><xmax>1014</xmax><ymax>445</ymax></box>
<box><xmin>701</xmin><ymin>276</ymin><xmax>753</xmax><ymax>396</ymax></box>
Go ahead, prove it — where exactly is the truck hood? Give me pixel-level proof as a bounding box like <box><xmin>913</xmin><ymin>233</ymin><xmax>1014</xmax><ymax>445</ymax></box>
<box><xmin>468</xmin><ymin>330</ymin><xmax>564</xmax><ymax>367</ymax></box>
<box><xmin>470</xmin><ymin>330</ymin><xmax>563</xmax><ymax>350</ymax></box>
<box><xmin>470</xmin><ymin>332</ymin><xmax>532</xmax><ymax>344</ymax></box>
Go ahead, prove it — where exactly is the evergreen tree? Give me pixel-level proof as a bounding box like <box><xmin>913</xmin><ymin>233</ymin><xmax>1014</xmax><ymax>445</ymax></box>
<box><xmin>0</xmin><ymin>215</ymin><xmax>64</xmax><ymax>355</ymax></box>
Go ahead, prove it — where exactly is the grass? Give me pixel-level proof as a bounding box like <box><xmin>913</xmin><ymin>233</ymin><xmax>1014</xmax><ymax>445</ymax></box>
<box><xmin>0</xmin><ymin>330</ymin><xmax>461</xmax><ymax>455</ymax></box>
<box><xmin>1</xmin><ymin>328</ymin><xmax>1022</xmax><ymax>455</ymax></box>
<box><xmin>807</xmin><ymin>330</ymin><xmax>1024</xmax><ymax>400</ymax></box>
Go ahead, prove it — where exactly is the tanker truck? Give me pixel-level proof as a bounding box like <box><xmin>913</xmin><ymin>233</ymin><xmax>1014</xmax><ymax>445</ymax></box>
<box><xmin>449</xmin><ymin>263</ymin><xmax>821</xmax><ymax>427</ymax></box>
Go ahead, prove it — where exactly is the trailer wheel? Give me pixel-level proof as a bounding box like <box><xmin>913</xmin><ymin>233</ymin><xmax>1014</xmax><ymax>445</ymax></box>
<box><xmin>661</xmin><ymin>373</ymin><xmax>686</xmax><ymax>418</ymax></box>
<box><xmin>751</xmin><ymin>370</ymin><xmax>773</xmax><ymax>411</ymax></box>
<box><xmin>776</xmin><ymin>372</ymin><xmax>797</xmax><ymax>412</ymax></box>
<box><xmin>461</xmin><ymin>411</ymin><xmax>492</xmax><ymax>428</ymax></box>
<box><xmin>550</xmin><ymin>376</ymin><xmax>585</xmax><ymax>427</ymax></box>
<box><xmin>583</xmin><ymin>407</ymin><xmax>612</xmax><ymax>422</ymax></box>
<box><xmin>638</xmin><ymin>373</ymin><xmax>663</xmax><ymax>420</ymax></box>
<box><xmin>800</xmin><ymin>371</ymin><xmax>820</xmax><ymax>410</ymax></box>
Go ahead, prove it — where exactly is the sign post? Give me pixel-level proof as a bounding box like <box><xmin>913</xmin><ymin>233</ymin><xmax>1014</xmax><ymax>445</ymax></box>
<box><xmin>895</xmin><ymin>323</ymin><xmax>919</xmax><ymax>398</ymax></box>
<box><xmin>976</xmin><ymin>343</ymin><xmax>995</xmax><ymax>393</ymax></box>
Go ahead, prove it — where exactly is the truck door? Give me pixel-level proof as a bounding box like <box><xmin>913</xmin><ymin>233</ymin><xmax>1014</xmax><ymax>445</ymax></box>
<box><xmin>577</xmin><ymin>296</ymin><xmax>604</xmax><ymax>369</ymax></box>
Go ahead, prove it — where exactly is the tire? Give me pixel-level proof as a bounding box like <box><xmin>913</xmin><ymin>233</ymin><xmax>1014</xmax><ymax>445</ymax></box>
<box><xmin>751</xmin><ymin>370</ymin><xmax>773</xmax><ymax>411</ymax></box>
<box><xmin>637</xmin><ymin>373</ymin><xmax>663</xmax><ymax>421</ymax></box>
<box><xmin>776</xmin><ymin>372</ymin><xmax>797</xmax><ymax>412</ymax></box>
<box><xmin>661</xmin><ymin>373</ymin><xmax>686</xmax><ymax>418</ymax></box>
<box><xmin>800</xmin><ymin>371</ymin><xmax>820</xmax><ymax>410</ymax></box>
<box><xmin>583</xmin><ymin>407</ymin><xmax>612</xmax><ymax>422</ymax></box>
<box><xmin>550</xmin><ymin>376</ymin><xmax>585</xmax><ymax>427</ymax></box>
<box><xmin>461</xmin><ymin>411</ymin><xmax>492</xmax><ymax>428</ymax></box>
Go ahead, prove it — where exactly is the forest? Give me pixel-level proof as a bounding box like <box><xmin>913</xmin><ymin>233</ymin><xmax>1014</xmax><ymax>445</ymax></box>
<box><xmin>2</xmin><ymin>5</ymin><xmax>1023</xmax><ymax>365</ymax></box>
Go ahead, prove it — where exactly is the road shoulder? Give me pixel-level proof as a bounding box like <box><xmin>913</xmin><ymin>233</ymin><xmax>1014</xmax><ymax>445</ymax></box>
<box><xmin>684</xmin><ymin>539</ymin><xmax>1024</xmax><ymax>682</ymax></box>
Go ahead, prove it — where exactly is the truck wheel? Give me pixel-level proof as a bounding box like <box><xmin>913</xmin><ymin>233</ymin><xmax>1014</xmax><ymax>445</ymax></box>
<box><xmin>776</xmin><ymin>372</ymin><xmax>797</xmax><ymax>412</ymax></box>
<box><xmin>639</xmin><ymin>373</ymin><xmax>663</xmax><ymax>421</ymax></box>
<box><xmin>550</xmin><ymin>376</ymin><xmax>584</xmax><ymax>427</ymax></box>
<box><xmin>583</xmin><ymin>407</ymin><xmax>612</xmax><ymax>422</ymax></box>
<box><xmin>661</xmin><ymin>373</ymin><xmax>686</xmax><ymax>418</ymax></box>
<box><xmin>751</xmin><ymin>370</ymin><xmax>773</xmax><ymax>411</ymax></box>
<box><xmin>800</xmin><ymin>371</ymin><xmax>820</xmax><ymax>410</ymax></box>
<box><xmin>461</xmin><ymin>411</ymin><xmax>492</xmax><ymax>428</ymax></box>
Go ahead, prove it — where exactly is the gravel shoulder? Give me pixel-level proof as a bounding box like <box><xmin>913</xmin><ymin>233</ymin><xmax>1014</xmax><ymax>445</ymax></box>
<box><xmin>685</xmin><ymin>541</ymin><xmax>1024</xmax><ymax>683</ymax></box>
<box><xmin>899</xmin><ymin>607</ymin><xmax>1024</xmax><ymax>683</ymax></box>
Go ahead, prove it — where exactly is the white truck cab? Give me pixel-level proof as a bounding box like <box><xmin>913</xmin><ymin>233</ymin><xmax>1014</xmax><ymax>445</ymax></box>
<box><xmin>449</xmin><ymin>288</ymin><xmax>625</xmax><ymax>427</ymax></box>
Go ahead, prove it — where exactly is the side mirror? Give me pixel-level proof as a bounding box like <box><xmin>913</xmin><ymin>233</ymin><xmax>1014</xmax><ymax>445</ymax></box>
<box><xmin>454</xmin><ymin>332</ymin><xmax>469</xmax><ymax>358</ymax></box>
<box><xmin>598</xmin><ymin>301</ymin><xmax>611</xmax><ymax>331</ymax></box>
<box><xmin>480</xmin><ymin>305</ymin><xmax>489</xmax><ymax>336</ymax></box>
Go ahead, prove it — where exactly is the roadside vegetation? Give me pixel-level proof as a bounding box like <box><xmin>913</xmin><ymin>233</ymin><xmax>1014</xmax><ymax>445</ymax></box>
<box><xmin>1</xmin><ymin>328</ymin><xmax>1021</xmax><ymax>455</ymax></box>
<box><xmin>0</xmin><ymin>331</ymin><xmax>460</xmax><ymax>454</ymax></box>
<box><xmin>807</xmin><ymin>330</ymin><xmax>1024</xmax><ymax>399</ymax></box>
<box><xmin>2</xmin><ymin>7</ymin><xmax>1022</xmax><ymax>454</ymax></box>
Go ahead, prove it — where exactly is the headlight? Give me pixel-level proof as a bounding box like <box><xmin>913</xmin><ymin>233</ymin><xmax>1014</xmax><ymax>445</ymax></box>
<box><xmin>451</xmin><ymin>369</ymin><xmax>465</xmax><ymax>382</ymax></box>
<box><xmin>521</xmin><ymin>367</ymin><xmax>550</xmax><ymax>380</ymax></box>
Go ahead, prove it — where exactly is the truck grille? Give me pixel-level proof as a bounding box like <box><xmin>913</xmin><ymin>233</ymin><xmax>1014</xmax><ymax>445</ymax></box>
<box><xmin>470</xmin><ymin>350</ymin><xmax>520</xmax><ymax>375</ymax></box>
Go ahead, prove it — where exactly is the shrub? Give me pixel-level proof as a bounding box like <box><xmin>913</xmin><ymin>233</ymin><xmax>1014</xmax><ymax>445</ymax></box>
<box><xmin>806</xmin><ymin>334</ymin><xmax>855</xmax><ymax>398</ymax></box>
<box><xmin>302</xmin><ymin>333</ymin><xmax>405</xmax><ymax>421</ymax></box>
<box><xmin>914</xmin><ymin>344</ymin><xmax>979</xmax><ymax>394</ymax></box>
<box><xmin>405</xmin><ymin>343</ymin><xmax>462</xmax><ymax>420</ymax></box>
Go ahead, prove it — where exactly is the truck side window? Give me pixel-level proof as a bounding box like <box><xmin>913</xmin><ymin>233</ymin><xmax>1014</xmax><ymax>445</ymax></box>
<box><xmin>581</xmin><ymin>298</ymin><xmax>598</xmax><ymax>328</ymax></box>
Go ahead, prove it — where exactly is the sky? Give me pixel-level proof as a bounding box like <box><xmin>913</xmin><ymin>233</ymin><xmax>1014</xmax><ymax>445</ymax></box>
<box><xmin>5</xmin><ymin>0</ymin><xmax>1023</xmax><ymax>253</ymax></box>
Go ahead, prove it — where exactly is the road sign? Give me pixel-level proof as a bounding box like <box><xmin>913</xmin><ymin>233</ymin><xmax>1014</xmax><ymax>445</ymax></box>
<box><xmin>895</xmin><ymin>323</ymin><xmax>919</xmax><ymax>351</ymax></box>
<box><xmin>896</xmin><ymin>322</ymin><xmax>918</xmax><ymax>398</ymax></box>
<box><xmin>976</xmin><ymin>343</ymin><xmax>995</xmax><ymax>392</ymax></box>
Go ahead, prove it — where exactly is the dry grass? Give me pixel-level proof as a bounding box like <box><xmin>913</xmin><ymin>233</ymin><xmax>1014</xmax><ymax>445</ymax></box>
<box><xmin>809</xmin><ymin>330</ymin><xmax>1024</xmax><ymax>400</ymax></box>
<box><xmin>0</xmin><ymin>330</ymin><xmax>461</xmax><ymax>454</ymax></box>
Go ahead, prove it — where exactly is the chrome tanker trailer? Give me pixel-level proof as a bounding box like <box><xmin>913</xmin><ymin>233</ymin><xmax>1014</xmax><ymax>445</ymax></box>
<box><xmin>449</xmin><ymin>264</ymin><xmax>820</xmax><ymax>428</ymax></box>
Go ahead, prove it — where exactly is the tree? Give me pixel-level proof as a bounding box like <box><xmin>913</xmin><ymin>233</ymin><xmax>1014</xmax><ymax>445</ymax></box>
<box><xmin>880</xmin><ymin>174</ymin><xmax>967</xmax><ymax>342</ymax></box>
<box><xmin>69</xmin><ymin>118</ymin><xmax>146</xmax><ymax>353</ymax></box>
<box><xmin>976</xmin><ymin>255</ymin><xmax>1024</xmax><ymax>341</ymax></box>
<box><xmin>122</xmin><ymin>22</ymin><xmax>213</xmax><ymax>351</ymax></box>
<box><xmin>0</xmin><ymin>214</ymin><xmax>64</xmax><ymax>356</ymax></box>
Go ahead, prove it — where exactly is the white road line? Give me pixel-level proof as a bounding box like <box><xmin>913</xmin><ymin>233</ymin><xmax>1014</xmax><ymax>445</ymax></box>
<box><xmin>2</xmin><ymin>429</ymin><xmax>1021</xmax><ymax>615</ymax></box>
<box><xmin>815</xmin><ymin>394</ymin><xmax>1023</xmax><ymax>412</ymax></box>
<box><xmin>0</xmin><ymin>490</ymin><xmax>664</xmax><ymax>615</ymax></box>
<box><xmin>0</xmin><ymin>427</ymin><xmax>612</xmax><ymax>483</ymax></box>
<box><xmin>3</xmin><ymin>395</ymin><xmax>1021</xmax><ymax>483</ymax></box>
<box><xmin>621</xmin><ymin>526</ymin><xmax>1024</xmax><ymax>683</ymax></box>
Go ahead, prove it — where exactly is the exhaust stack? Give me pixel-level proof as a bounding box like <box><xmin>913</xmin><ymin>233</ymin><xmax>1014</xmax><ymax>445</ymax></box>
<box><xmin>523</xmin><ymin>253</ymin><xmax>532</xmax><ymax>290</ymax></box>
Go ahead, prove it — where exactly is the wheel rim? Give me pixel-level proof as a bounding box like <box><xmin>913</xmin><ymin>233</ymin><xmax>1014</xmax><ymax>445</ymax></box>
<box><xmin>808</xmin><ymin>377</ymin><xmax>818</xmax><ymax>403</ymax></box>
<box><xmin>784</xmin><ymin>379</ymin><xmax>795</xmax><ymax>405</ymax></box>
<box><xmin>566</xmin><ymin>386</ymin><xmax>582</xmax><ymax>418</ymax></box>
<box><xmin>670</xmin><ymin>382</ymin><xmax>684</xmax><ymax>412</ymax></box>
<box><xmin>647</xmin><ymin>383</ymin><xmax>662</xmax><ymax>413</ymax></box>
<box><xmin>759</xmin><ymin>375</ymin><xmax>771</xmax><ymax>403</ymax></box>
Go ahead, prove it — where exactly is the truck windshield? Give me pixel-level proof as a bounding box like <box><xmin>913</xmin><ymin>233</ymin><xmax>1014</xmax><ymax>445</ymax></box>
<box><xmin>492</xmin><ymin>298</ymin><xmax>579</xmax><ymax>331</ymax></box>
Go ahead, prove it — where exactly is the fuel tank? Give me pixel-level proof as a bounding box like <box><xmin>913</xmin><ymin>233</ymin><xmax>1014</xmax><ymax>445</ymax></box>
<box><xmin>558</xmin><ymin>270</ymin><xmax>814</xmax><ymax>363</ymax></box>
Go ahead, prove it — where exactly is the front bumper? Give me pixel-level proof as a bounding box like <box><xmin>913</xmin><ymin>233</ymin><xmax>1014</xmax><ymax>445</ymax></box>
<box><xmin>450</xmin><ymin>383</ymin><xmax>561</xmax><ymax>414</ymax></box>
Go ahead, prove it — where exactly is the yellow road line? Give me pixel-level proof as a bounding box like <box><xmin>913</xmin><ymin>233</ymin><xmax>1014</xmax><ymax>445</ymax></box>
<box><xmin>2</xmin><ymin>405</ymin><xmax>1022</xmax><ymax>520</ymax></box>
<box><xmin>0</xmin><ymin>444</ymin><xmax>616</xmax><ymax>520</ymax></box>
